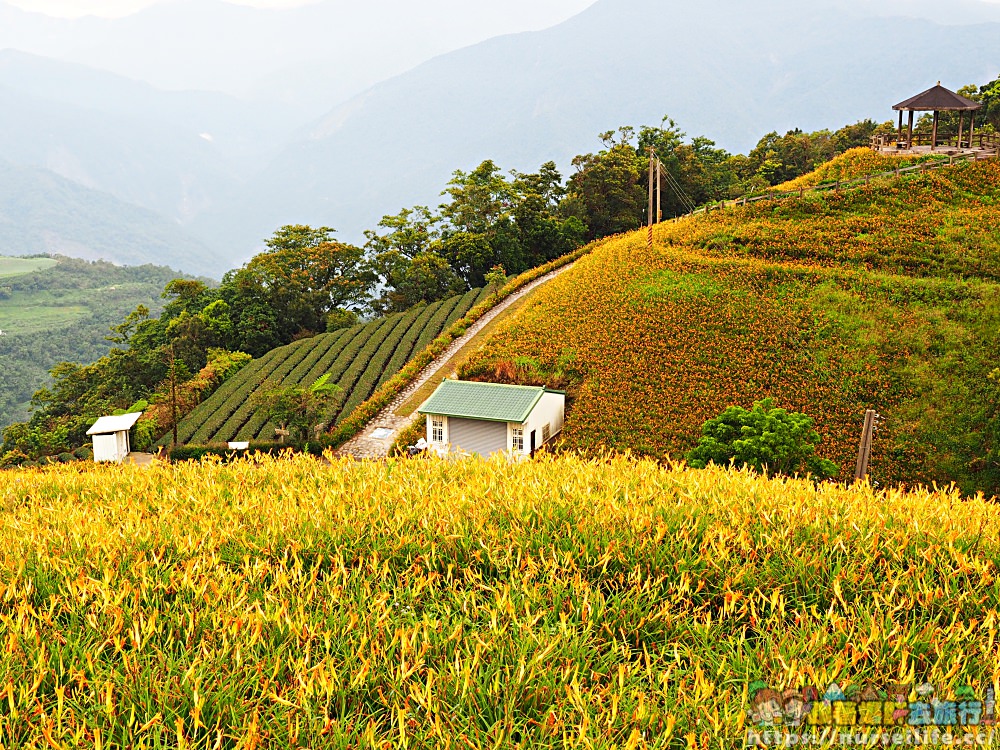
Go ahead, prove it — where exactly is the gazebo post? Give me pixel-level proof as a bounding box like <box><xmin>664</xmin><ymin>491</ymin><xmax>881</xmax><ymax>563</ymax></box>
<box><xmin>931</xmin><ymin>110</ymin><xmax>939</xmax><ymax>150</ymax></box>
<box><xmin>897</xmin><ymin>110</ymin><xmax>904</xmax><ymax>144</ymax></box>
<box><xmin>970</xmin><ymin>111</ymin><xmax>976</xmax><ymax>148</ymax></box>
<box><xmin>958</xmin><ymin>111</ymin><xmax>965</xmax><ymax>149</ymax></box>
<box><xmin>907</xmin><ymin>111</ymin><xmax>914</xmax><ymax>149</ymax></box>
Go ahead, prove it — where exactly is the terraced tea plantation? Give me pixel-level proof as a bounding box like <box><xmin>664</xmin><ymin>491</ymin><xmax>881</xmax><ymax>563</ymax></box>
<box><xmin>171</xmin><ymin>288</ymin><xmax>491</xmax><ymax>445</ymax></box>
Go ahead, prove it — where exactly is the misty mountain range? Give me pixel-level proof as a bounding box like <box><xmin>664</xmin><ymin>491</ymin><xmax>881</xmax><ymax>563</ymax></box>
<box><xmin>1</xmin><ymin>0</ymin><xmax>999</xmax><ymax>277</ymax></box>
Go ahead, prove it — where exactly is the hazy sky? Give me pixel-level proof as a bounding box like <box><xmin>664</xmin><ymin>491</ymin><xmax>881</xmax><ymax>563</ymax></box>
<box><xmin>8</xmin><ymin>0</ymin><xmax>320</xmax><ymax>15</ymax></box>
<box><xmin>8</xmin><ymin>0</ymin><xmax>597</xmax><ymax>18</ymax></box>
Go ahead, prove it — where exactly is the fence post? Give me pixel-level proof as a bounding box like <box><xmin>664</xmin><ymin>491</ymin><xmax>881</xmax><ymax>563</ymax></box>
<box><xmin>854</xmin><ymin>410</ymin><xmax>878</xmax><ymax>481</ymax></box>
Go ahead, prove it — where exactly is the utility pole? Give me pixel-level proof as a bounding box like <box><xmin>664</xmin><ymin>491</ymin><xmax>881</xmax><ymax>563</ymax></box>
<box><xmin>170</xmin><ymin>343</ymin><xmax>179</xmax><ymax>447</ymax></box>
<box><xmin>854</xmin><ymin>409</ymin><xmax>877</xmax><ymax>481</ymax></box>
<box><xmin>647</xmin><ymin>147</ymin><xmax>655</xmax><ymax>250</ymax></box>
<box><xmin>656</xmin><ymin>157</ymin><xmax>662</xmax><ymax>223</ymax></box>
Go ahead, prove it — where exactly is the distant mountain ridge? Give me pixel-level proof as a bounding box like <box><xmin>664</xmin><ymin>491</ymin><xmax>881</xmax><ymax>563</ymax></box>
<box><xmin>0</xmin><ymin>159</ymin><xmax>216</xmax><ymax>276</ymax></box>
<box><xmin>0</xmin><ymin>0</ymin><xmax>596</xmax><ymax>110</ymax></box>
<box><xmin>1</xmin><ymin>0</ymin><xmax>999</xmax><ymax>276</ymax></box>
<box><xmin>200</xmin><ymin>0</ymin><xmax>1000</xmax><ymax>255</ymax></box>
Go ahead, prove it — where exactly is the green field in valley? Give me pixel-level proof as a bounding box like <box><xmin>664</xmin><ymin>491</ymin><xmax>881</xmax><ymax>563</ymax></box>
<box><xmin>0</xmin><ymin>258</ymin><xmax>187</xmax><ymax>429</ymax></box>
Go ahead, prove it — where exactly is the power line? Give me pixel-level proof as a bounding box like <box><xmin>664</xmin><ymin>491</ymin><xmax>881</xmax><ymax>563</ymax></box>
<box><xmin>658</xmin><ymin>158</ymin><xmax>696</xmax><ymax>214</ymax></box>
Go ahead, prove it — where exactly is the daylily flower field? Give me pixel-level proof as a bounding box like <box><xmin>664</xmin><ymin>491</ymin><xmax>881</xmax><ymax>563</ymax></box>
<box><xmin>1</xmin><ymin>454</ymin><xmax>997</xmax><ymax>748</ymax></box>
<box><xmin>460</xmin><ymin>152</ymin><xmax>1000</xmax><ymax>494</ymax></box>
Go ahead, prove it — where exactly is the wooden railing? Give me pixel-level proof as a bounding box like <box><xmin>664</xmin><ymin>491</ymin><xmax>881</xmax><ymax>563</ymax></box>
<box><xmin>674</xmin><ymin>149</ymin><xmax>1000</xmax><ymax>222</ymax></box>
<box><xmin>870</xmin><ymin>131</ymin><xmax>1000</xmax><ymax>150</ymax></box>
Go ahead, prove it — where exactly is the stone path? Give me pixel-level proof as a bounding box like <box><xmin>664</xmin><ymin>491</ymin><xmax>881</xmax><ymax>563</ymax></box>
<box><xmin>335</xmin><ymin>261</ymin><xmax>578</xmax><ymax>459</ymax></box>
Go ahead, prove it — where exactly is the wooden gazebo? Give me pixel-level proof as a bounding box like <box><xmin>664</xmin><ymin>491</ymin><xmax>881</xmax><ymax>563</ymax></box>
<box><xmin>893</xmin><ymin>82</ymin><xmax>982</xmax><ymax>150</ymax></box>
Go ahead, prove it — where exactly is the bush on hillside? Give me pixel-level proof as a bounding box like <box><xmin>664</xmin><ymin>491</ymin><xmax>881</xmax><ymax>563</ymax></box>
<box><xmin>0</xmin><ymin>450</ymin><xmax>30</xmax><ymax>469</ymax></box>
<box><xmin>687</xmin><ymin>398</ymin><xmax>838</xmax><ymax>480</ymax></box>
<box><xmin>325</xmin><ymin>308</ymin><xmax>359</xmax><ymax>332</ymax></box>
<box><xmin>389</xmin><ymin>419</ymin><xmax>428</xmax><ymax>457</ymax></box>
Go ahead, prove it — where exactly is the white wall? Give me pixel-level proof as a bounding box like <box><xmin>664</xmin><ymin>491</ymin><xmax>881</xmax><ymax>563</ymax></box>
<box><xmin>93</xmin><ymin>433</ymin><xmax>124</xmax><ymax>463</ymax></box>
<box><xmin>520</xmin><ymin>391</ymin><xmax>565</xmax><ymax>455</ymax></box>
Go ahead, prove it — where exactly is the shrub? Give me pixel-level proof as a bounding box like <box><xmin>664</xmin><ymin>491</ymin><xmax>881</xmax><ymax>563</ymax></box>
<box><xmin>687</xmin><ymin>398</ymin><xmax>838</xmax><ymax>480</ymax></box>
<box><xmin>326</xmin><ymin>308</ymin><xmax>359</xmax><ymax>332</ymax></box>
<box><xmin>0</xmin><ymin>450</ymin><xmax>30</xmax><ymax>469</ymax></box>
<box><xmin>389</xmin><ymin>418</ymin><xmax>428</xmax><ymax>457</ymax></box>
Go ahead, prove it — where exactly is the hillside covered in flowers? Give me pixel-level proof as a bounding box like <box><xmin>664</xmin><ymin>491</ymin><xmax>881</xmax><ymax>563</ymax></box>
<box><xmin>459</xmin><ymin>150</ymin><xmax>1000</xmax><ymax>495</ymax></box>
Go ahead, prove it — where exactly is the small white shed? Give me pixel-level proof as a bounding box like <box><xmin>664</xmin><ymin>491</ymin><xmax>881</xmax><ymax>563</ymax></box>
<box><xmin>87</xmin><ymin>412</ymin><xmax>143</xmax><ymax>463</ymax></box>
<box><xmin>418</xmin><ymin>380</ymin><xmax>565</xmax><ymax>459</ymax></box>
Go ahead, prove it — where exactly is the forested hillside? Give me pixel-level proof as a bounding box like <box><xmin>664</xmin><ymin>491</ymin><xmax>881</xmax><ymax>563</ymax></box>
<box><xmin>4</xmin><ymin>82</ymin><xmax>999</xmax><ymax>470</ymax></box>
<box><xmin>0</xmin><ymin>257</ymin><xmax>188</xmax><ymax>429</ymax></box>
<box><xmin>459</xmin><ymin>151</ymin><xmax>1000</xmax><ymax>495</ymax></box>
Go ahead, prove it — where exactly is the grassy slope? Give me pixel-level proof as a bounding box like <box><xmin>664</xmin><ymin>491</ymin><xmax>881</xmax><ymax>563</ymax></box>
<box><xmin>459</xmin><ymin>152</ymin><xmax>1000</xmax><ymax>495</ymax></box>
<box><xmin>0</xmin><ymin>255</ymin><xmax>57</xmax><ymax>277</ymax></box>
<box><xmin>170</xmin><ymin>287</ymin><xmax>493</xmax><ymax>445</ymax></box>
<box><xmin>0</xmin><ymin>454</ymin><xmax>995</xmax><ymax>747</ymax></box>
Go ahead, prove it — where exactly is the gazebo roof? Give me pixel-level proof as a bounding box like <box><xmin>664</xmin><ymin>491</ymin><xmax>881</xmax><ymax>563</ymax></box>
<box><xmin>893</xmin><ymin>84</ymin><xmax>981</xmax><ymax>112</ymax></box>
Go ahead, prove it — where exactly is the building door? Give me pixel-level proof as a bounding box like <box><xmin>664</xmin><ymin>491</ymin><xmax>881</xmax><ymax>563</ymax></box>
<box><xmin>530</xmin><ymin>430</ymin><xmax>536</xmax><ymax>457</ymax></box>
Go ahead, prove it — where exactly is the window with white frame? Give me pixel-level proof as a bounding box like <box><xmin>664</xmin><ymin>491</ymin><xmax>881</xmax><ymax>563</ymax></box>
<box><xmin>542</xmin><ymin>423</ymin><xmax>551</xmax><ymax>443</ymax></box>
<box><xmin>431</xmin><ymin>417</ymin><xmax>445</xmax><ymax>443</ymax></box>
<box><xmin>511</xmin><ymin>426</ymin><xmax>524</xmax><ymax>452</ymax></box>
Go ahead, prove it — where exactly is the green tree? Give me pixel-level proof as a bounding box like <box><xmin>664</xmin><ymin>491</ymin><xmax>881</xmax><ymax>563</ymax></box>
<box><xmin>106</xmin><ymin>304</ymin><xmax>151</xmax><ymax>345</ymax></box>
<box><xmin>686</xmin><ymin>398</ymin><xmax>838</xmax><ymax>480</ymax></box>
<box><xmin>567</xmin><ymin>129</ymin><xmax>646</xmax><ymax>240</ymax></box>
<box><xmin>511</xmin><ymin>164</ymin><xmax>585</xmax><ymax>267</ymax></box>
<box><xmin>225</xmin><ymin>225</ymin><xmax>375</xmax><ymax>349</ymax></box>
<box><xmin>439</xmin><ymin>161</ymin><xmax>516</xmax><ymax>235</ymax></box>
<box><xmin>325</xmin><ymin>308</ymin><xmax>359</xmax><ymax>332</ymax></box>
<box><xmin>363</xmin><ymin>207</ymin><xmax>439</xmax><ymax>260</ymax></box>
<box><xmin>372</xmin><ymin>251</ymin><xmax>466</xmax><ymax>315</ymax></box>
<box><xmin>484</xmin><ymin>264</ymin><xmax>506</xmax><ymax>300</ymax></box>
<box><xmin>978</xmin><ymin>76</ymin><xmax>1000</xmax><ymax>129</ymax></box>
<box><xmin>254</xmin><ymin>374</ymin><xmax>342</xmax><ymax>443</ymax></box>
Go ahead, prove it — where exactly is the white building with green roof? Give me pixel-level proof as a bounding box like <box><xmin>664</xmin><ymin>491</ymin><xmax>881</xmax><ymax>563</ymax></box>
<box><xmin>417</xmin><ymin>380</ymin><xmax>565</xmax><ymax>458</ymax></box>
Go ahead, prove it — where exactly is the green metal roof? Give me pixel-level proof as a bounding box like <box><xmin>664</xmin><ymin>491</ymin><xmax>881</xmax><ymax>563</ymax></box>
<box><xmin>418</xmin><ymin>380</ymin><xmax>558</xmax><ymax>423</ymax></box>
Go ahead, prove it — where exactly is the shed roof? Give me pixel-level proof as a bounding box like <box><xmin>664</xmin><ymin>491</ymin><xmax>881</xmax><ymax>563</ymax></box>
<box><xmin>418</xmin><ymin>380</ymin><xmax>562</xmax><ymax>423</ymax></box>
<box><xmin>893</xmin><ymin>84</ymin><xmax>981</xmax><ymax>112</ymax></box>
<box><xmin>87</xmin><ymin>412</ymin><xmax>143</xmax><ymax>435</ymax></box>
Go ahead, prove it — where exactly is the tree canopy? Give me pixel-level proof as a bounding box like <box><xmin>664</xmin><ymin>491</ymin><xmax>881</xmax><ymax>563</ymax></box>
<box><xmin>686</xmin><ymin>398</ymin><xmax>839</xmax><ymax>480</ymax></box>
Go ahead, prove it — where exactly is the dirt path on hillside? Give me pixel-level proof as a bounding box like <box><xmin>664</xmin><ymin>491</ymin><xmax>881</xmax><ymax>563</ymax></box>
<box><xmin>335</xmin><ymin>261</ymin><xmax>578</xmax><ymax>459</ymax></box>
